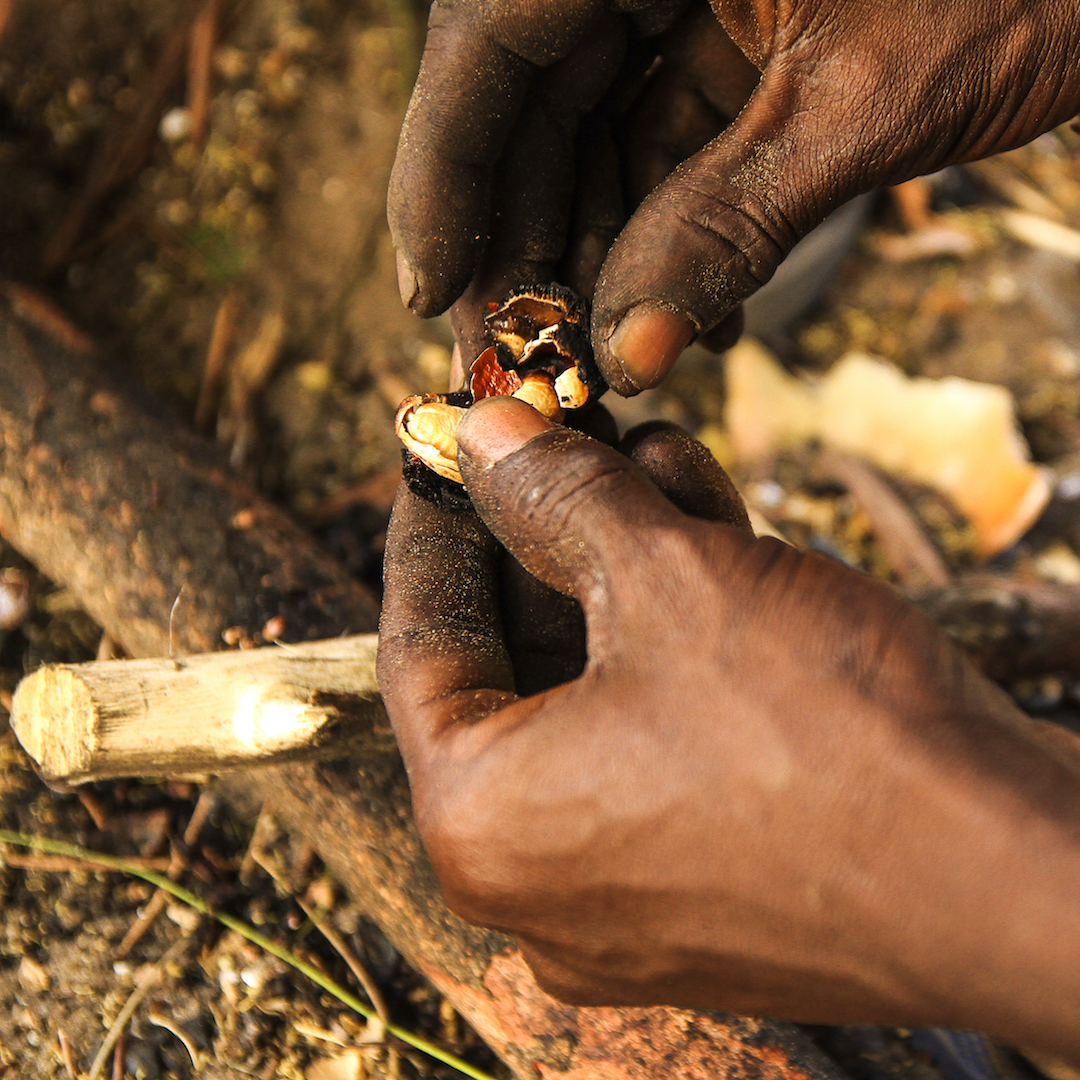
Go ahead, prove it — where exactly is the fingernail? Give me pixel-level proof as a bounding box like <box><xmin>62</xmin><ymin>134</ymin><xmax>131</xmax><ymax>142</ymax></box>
<box><xmin>396</xmin><ymin>251</ymin><xmax>419</xmax><ymax>309</ymax></box>
<box><xmin>608</xmin><ymin>305</ymin><xmax>694</xmax><ymax>390</ymax></box>
<box><xmin>457</xmin><ymin>397</ymin><xmax>553</xmax><ymax>469</ymax></box>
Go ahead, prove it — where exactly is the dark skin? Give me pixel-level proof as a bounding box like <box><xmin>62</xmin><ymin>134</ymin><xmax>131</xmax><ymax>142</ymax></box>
<box><xmin>380</xmin><ymin>403</ymin><xmax>1080</xmax><ymax>1060</ymax></box>
<box><xmin>382</xmin><ymin>0</ymin><xmax>1080</xmax><ymax>1058</ymax></box>
<box><xmin>388</xmin><ymin>0</ymin><xmax>1080</xmax><ymax>388</ymax></box>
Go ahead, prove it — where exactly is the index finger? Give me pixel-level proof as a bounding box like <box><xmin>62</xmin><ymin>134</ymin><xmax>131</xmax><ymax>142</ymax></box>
<box><xmin>387</xmin><ymin>0</ymin><xmax>608</xmax><ymax>317</ymax></box>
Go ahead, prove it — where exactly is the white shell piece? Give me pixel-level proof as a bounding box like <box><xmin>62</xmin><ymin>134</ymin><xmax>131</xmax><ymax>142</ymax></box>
<box><xmin>554</xmin><ymin>366</ymin><xmax>589</xmax><ymax>409</ymax></box>
<box><xmin>512</xmin><ymin>373</ymin><xmax>564</xmax><ymax>420</ymax></box>
<box><xmin>395</xmin><ymin>396</ymin><xmax>469</xmax><ymax>484</ymax></box>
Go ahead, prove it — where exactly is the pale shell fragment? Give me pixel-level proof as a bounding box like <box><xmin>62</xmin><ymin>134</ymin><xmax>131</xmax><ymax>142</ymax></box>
<box><xmin>724</xmin><ymin>340</ymin><xmax>1051</xmax><ymax>559</ymax></box>
<box><xmin>553</xmin><ymin>365</ymin><xmax>589</xmax><ymax>409</ymax></box>
<box><xmin>396</xmin><ymin>375</ymin><xmax>565</xmax><ymax>487</ymax></box>
<box><xmin>395</xmin><ymin>396</ymin><xmax>469</xmax><ymax>484</ymax></box>
<box><xmin>511</xmin><ymin>372</ymin><xmax>564</xmax><ymax>421</ymax></box>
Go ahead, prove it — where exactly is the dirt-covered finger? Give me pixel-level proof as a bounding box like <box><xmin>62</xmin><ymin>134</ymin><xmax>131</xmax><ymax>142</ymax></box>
<box><xmin>388</xmin><ymin>0</ymin><xmax>618</xmax><ymax>319</ymax></box>
<box><xmin>619</xmin><ymin>421</ymin><xmax>752</xmax><ymax>528</ymax></box>
<box><xmin>445</xmin><ymin>17</ymin><xmax>628</xmax><ymax>365</ymax></box>
<box><xmin>456</xmin><ymin>396</ymin><xmax>686</xmax><ymax>608</ymax></box>
<box><xmin>591</xmin><ymin>71</ymin><xmax>852</xmax><ymax>394</ymax></box>
<box><xmin>377</xmin><ymin>482</ymin><xmax>516</xmax><ymax>770</ymax></box>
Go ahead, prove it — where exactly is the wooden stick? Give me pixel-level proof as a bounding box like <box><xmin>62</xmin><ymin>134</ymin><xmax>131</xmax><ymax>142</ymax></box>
<box><xmin>187</xmin><ymin>0</ymin><xmax>220</xmax><ymax>149</ymax></box>
<box><xmin>819</xmin><ymin>447</ymin><xmax>951</xmax><ymax>588</ymax></box>
<box><xmin>0</xmin><ymin>296</ymin><xmax>858</xmax><ymax>1080</ymax></box>
<box><xmin>194</xmin><ymin>289</ymin><xmax>239</xmax><ymax>431</ymax></box>
<box><xmin>11</xmin><ymin>634</ymin><xmax>389</xmax><ymax>784</ymax></box>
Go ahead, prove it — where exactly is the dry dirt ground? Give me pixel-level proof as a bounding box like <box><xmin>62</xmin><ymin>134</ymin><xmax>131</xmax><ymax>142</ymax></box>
<box><xmin>3</xmin><ymin>1</ymin><xmax>1080</xmax><ymax>1078</ymax></box>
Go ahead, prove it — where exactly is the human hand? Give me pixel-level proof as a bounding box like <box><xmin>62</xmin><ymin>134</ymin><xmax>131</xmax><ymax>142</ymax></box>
<box><xmin>379</xmin><ymin>397</ymin><xmax>1080</xmax><ymax>1061</ymax></box>
<box><xmin>388</xmin><ymin>0</ymin><xmax>1080</xmax><ymax>390</ymax></box>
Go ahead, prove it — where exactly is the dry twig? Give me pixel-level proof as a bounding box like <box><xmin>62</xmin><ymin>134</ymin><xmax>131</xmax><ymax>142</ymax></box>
<box><xmin>195</xmin><ymin>290</ymin><xmax>240</xmax><ymax>430</ymax></box>
<box><xmin>112</xmin><ymin>1030</ymin><xmax>127</xmax><ymax>1080</ymax></box>
<box><xmin>116</xmin><ymin>846</ymin><xmax>188</xmax><ymax>957</ymax></box>
<box><xmin>116</xmin><ymin>793</ymin><xmax>216</xmax><ymax>958</ymax></box>
<box><xmin>891</xmin><ymin>177</ymin><xmax>934</xmax><ymax>231</ymax></box>
<box><xmin>187</xmin><ymin>0</ymin><xmax>221</xmax><ymax>148</ymax></box>
<box><xmin>239</xmin><ymin>801</ymin><xmax>274</xmax><ymax>886</ymax></box>
<box><xmin>820</xmin><ymin>448</ymin><xmax>951</xmax><ymax>587</ymax></box>
<box><xmin>251</xmin><ymin>844</ymin><xmax>391</xmax><ymax>1027</ymax></box>
<box><xmin>0</xmin><ymin>851</ymin><xmax>173</xmax><ymax>872</ymax></box>
<box><xmin>57</xmin><ymin>1028</ymin><xmax>78</xmax><ymax>1080</ymax></box>
<box><xmin>183</xmin><ymin>789</ymin><xmax>218</xmax><ymax>846</ymax></box>
<box><xmin>78</xmin><ymin>788</ymin><xmax>110</xmax><ymax>830</ymax></box>
<box><xmin>87</xmin><ymin>934</ymin><xmax>192</xmax><ymax>1080</ymax></box>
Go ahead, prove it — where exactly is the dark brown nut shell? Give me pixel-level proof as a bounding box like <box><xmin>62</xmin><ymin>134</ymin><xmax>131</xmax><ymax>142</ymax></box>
<box><xmin>397</xmin><ymin>285</ymin><xmax>606</xmax><ymax>502</ymax></box>
<box><xmin>483</xmin><ymin>283</ymin><xmax>604</xmax><ymax>401</ymax></box>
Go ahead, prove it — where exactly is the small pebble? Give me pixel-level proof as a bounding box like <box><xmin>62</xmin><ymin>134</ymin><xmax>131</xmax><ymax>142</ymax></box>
<box><xmin>17</xmin><ymin>956</ymin><xmax>50</xmax><ymax>994</ymax></box>
<box><xmin>166</xmin><ymin>902</ymin><xmax>201</xmax><ymax>932</ymax></box>
<box><xmin>159</xmin><ymin>107</ymin><xmax>192</xmax><ymax>143</ymax></box>
<box><xmin>1033</xmin><ymin>542</ymin><xmax>1080</xmax><ymax>585</ymax></box>
<box><xmin>0</xmin><ymin>568</ymin><xmax>31</xmax><ymax>630</ymax></box>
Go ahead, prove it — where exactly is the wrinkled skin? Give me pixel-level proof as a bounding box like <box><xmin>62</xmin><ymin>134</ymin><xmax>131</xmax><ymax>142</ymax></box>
<box><xmin>388</xmin><ymin>0</ymin><xmax>1080</xmax><ymax>389</ymax></box>
<box><xmin>379</xmin><ymin>401</ymin><xmax>1080</xmax><ymax>1061</ymax></box>
<box><xmin>383</xmin><ymin>0</ymin><xmax>1080</xmax><ymax>1059</ymax></box>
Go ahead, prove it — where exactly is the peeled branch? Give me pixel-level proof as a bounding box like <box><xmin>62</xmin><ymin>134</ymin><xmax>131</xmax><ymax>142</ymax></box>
<box><xmin>724</xmin><ymin>340</ymin><xmax>1050</xmax><ymax>558</ymax></box>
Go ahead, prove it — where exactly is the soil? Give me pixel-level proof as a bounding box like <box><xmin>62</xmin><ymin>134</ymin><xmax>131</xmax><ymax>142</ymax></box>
<box><xmin>1</xmin><ymin>1</ymin><xmax>1080</xmax><ymax>1078</ymax></box>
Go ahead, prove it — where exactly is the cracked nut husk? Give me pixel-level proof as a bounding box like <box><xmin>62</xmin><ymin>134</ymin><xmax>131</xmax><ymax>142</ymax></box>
<box><xmin>396</xmin><ymin>283</ymin><xmax>604</xmax><ymax>487</ymax></box>
<box><xmin>395</xmin><ymin>395</ymin><xmax>469</xmax><ymax>484</ymax></box>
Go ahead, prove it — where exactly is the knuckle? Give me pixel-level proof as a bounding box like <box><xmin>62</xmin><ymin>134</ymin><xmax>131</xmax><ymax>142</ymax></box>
<box><xmin>672</xmin><ymin>186</ymin><xmax>793</xmax><ymax>295</ymax></box>
<box><xmin>520</xmin><ymin>460</ymin><xmax>629</xmax><ymax>534</ymax></box>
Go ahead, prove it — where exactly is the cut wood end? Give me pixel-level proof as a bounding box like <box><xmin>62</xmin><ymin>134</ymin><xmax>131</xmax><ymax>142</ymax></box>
<box><xmin>7</xmin><ymin>636</ymin><xmax>387</xmax><ymax>784</ymax></box>
<box><xmin>11</xmin><ymin>666</ymin><xmax>97</xmax><ymax>780</ymax></box>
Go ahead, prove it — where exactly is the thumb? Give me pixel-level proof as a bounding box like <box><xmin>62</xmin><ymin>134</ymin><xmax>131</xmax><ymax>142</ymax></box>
<box><xmin>456</xmin><ymin>397</ymin><xmax>684</xmax><ymax>605</ymax></box>
<box><xmin>592</xmin><ymin>68</ymin><xmax>865</xmax><ymax>393</ymax></box>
